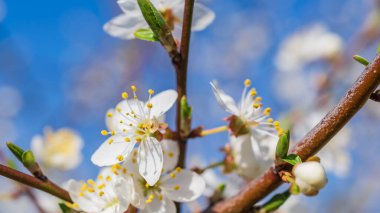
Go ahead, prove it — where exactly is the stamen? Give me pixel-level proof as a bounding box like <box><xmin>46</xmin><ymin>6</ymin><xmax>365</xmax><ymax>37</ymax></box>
<box><xmin>124</xmin><ymin>137</ymin><xmax>131</xmax><ymax>142</ymax></box>
<box><xmin>250</xmin><ymin>88</ymin><xmax>257</xmax><ymax>97</ymax></box>
<box><xmin>107</xmin><ymin>112</ymin><xmax>113</xmax><ymax>117</ymax></box>
<box><xmin>244</xmin><ymin>79</ymin><xmax>251</xmax><ymax>87</ymax></box>
<box><xmin>121</xmin><ymin>92</ymin><xmax>129</xmax><ymax>99</ymax></box>
<box><xmin>101</xmin><ymin>130</ymin><xmax>108</xmax><ymax>136</ymax></box>
<box><xmin>175</xmin><ymin>167</ymin><xmax>182</xmax><ymax>173</ymax></box>
<box><xmin>87</xmin><ymin>179</ymin><xmax>96</xmax><ymax>187</ymax></box>
<box><xmin>148</xmin><ymin>89</ymin><xmax>154</xmax><ymax>95</ymax></box>
<box><xmin>98</xmin><ymin>191</ymin><xmax>104</xmax><ymax>197</ymax></box>
<box><xmin>117</xmin><ymin>155</ymin><xmax>124</xmax><ymax>162</ymax></box>
<box><xmin>173</xmin><ymin>185</ymin><xmax>180</xmax><ymax>191</ymax></box>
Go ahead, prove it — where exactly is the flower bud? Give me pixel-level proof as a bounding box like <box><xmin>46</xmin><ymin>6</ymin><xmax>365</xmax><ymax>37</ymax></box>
<box><xmin>293</xmin><ymin>161</ymin><xmax>327</xmax><ymax>196</ymax></box>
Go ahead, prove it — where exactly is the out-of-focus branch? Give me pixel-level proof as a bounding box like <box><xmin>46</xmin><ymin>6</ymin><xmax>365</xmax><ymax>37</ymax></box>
<box><xmin>207</xmin><ymin>54</ymin><xmax>380</xmax><ymax>213</ymax></box>
<box><xmin>0</xmin><ymin>164</ymin><xmax>72</xmax><ymax>203</ymax></box>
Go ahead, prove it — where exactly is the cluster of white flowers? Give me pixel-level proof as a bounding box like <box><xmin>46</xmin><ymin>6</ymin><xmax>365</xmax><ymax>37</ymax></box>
<box><xmin>70</xmin><ymin>135</ymin><xmax>205</xmax><ymax>212</ymax></box>
<box><xmin>211</xmin><ymin>79</ymin><xmax>282</xmax><ymax>179</ymax></box>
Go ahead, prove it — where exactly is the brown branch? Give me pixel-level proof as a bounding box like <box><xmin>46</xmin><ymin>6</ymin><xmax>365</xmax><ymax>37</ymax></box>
<box><xmin>174</xmin><ymin>0</ymin><xmax>195</xmax><ymax>172</ymax></box>
<box><xmin>207</xmin><ymin>54</ymin><xmax>380</xmax><ymax>213</ymax></box>
<box><xmin>0</xmin><ymin>164</ymin><xmax>72</xmax><ymax>203</ymax></box>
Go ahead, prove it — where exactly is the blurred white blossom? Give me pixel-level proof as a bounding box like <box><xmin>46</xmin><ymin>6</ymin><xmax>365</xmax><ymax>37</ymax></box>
<box><xmin>0</xmin><ymin>86</ymin><xmax>23</xmax><ymax>118</ymax></box>
<box><xmin>104</xmin><ymin>0</ymin><xmax>215</xmax><ymax>40</ymax></box>
<box><xmin>275</xmin><ymin>24</ymin><xmax>343</xmax><ymax>72</ymax></box>
<box><xmin>31</xmin><ymin>127</ymin><xmax>83</xmax><ymax>171</ymax></box>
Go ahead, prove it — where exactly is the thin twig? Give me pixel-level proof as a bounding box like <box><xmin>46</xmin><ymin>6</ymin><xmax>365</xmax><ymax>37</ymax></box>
<box><xmin>207</xmin><ymin>54</ymin><xmax>380</xmax><ymax>213</ymax></box>
<box><xmin>0</xmin><ymin>164</ymin><xmax>72</xmax><ymax>203</ymax></box>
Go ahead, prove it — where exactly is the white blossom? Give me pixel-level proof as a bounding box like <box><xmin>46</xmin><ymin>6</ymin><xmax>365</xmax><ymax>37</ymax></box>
<box><xmin>293</xmin><ymin>161</ymin><xmax>328</xmax><ymax>196</ymax></box>
<box><xmin>66</xmin><ymin>168</ymin><xmax>132</xmax><ymax>213</ymax></box>
<box><xmin>211</xmin><ymin>79</ymin><xmax>280</xmax><ymax>179</ymax></box>
<box><xmin>275</xmin><ymin>24</ymin><xmax>343</xmax><ymax>72</ymax></box>
<box><xmin>91</xmin><ymin>87</ymin><xmax>177</xmax><ymax>186</ymax></box>
<box><xmin>104</xmin><ymin>0</ymin><xmax>215</xmax><ymax>40</ymax></box>
<box><xmin>31</xmin><ymin>127</ymin><xmax>83</xmax><ymax>171</ymax></box>
<box><xmin>113</xmin><ymin>139</ymin><xmax>205</xmax><ymax>213</ymax></box>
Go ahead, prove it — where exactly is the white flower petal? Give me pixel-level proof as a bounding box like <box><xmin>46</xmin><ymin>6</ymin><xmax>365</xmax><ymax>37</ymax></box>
<box><xmin>138</xmin><ymin>137</ymin><xmax>164</xmax><ymax>186</ymax></box>
<box><xmin>191</xmin><ymin>3</ymin><xmax>215</xmax><ymax>31</ymax></box>
<box><xmin>210</xmin><ymin>81</ymin><xmax>240</xmax><ymax>115</ymax></box>
<box><xmin>91</xmin><ymin>135</ymin><xmax>136</xmax><ymax>166</ymax></box>
<box><xmin>149</xmin><ymin>90</ymin><xmax>178</xmax><ymax>118</ymax></box>
<box><xmin>117</xmin><ymin>0</ymin><xmax>141</xmax><ymax>14</ymax></box>
<box><xmin>162</xmin><ymin>170</ymin><xmax>205</xmax><ymax>202</ymax></box>
<box><xmin>104</xmin><ymin>14</ymin><xmax>148</xmax><ymax>40</ymax></box>
<box><xmin>114</xmin><ymin>178</ymin><xmax>134</xmax><ymax>210</ymax></box>
<box><xmin>67</xmin><ymin>179</ymin><xmax>103</xmax><ymax>212</ymax></box>
<box><xmin>141</xmin><ymin>195</ymin><xmax>176</xmax><ymax>213</ymax></box>
<box><xmin>162</xmin><ymin>139</ymin><xmax>179</xmax><ymax>172</ymax></box>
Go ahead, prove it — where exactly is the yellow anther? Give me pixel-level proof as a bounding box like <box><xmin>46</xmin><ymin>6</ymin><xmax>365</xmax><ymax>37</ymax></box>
<box><xmin>87</xmin><ymin>179</ymin><xmax>96</xmax><ymax>186</ymax></box>
<box><xmin>147</xmin><ymin>103</ymin><xmax>153</xmax><ymax>109</ymax></box>
<box><xmin>133</xmin><ymin>150</ymin><xmax>138</xmax><ymax>156</ymax></box>
<box><xmin>116</xmin><ymin>107</ymin><xmax>121</xmax><ymax>112</ymax></box>
<box><xmin>168</xmin><ymin>152</ymin><xmax>174</xmax><ymax>158</ymax></box>
<box><xmin>149</xmin><ymin>194</ymin><xmax>155</xmax><ymax>200</ymax></box>
<box><xmin>253</xmin><ymin>103</ymin><xmax>260</xmax><ymax>108</ymax></box>
<box><xmin>78</xmin><ymin>192</ymin><xmax>85</xmax><ymax>197</ymax></box>
<box><xmin>131</xmin><ymin>85</ymin><xmax>137</xmax><ymax>92</ymax></box>
<box><xmin>121</xmin><ymin>92</ymin><xmax>129</xmax><ymax>99</ymax></box>
<box><xmin>173</xmin><ymin>185</ymin><xmax>180</xmax><ymax>191</ymax></box>
<box><xmin>148</xmin><ymin>89</ymin><xmax>154</xmax><ymax>95</ymax></box>
<box><xmin>145</xmin><ymin>199</ymin><xmax>153</xmax><ymax>204</ymax></box>
<box><xmin>136</xmin><ymin>137</ymin><xmax>142</xmax><ymax>143</ymax></box>
<box><xmin>98</xmin><ymin>191</ymin><xmax>104</xmax><ymax>197</ymax></box>
<box><xmin>101</xmin><ymin>130</ymin><xmax>108</xmax><ymax>136</ymax></box>
<box><xmin>114</xmin><ymin>164</ymin><xmax>121</xmax><ymax>170</ymax></box>
<box><xmin>108</xmin><ymin>139</ymin><xmax>114</xmax><ymax>145</ymax></box>
<box><xmin>170</xmin><ymin>173</ymin><xmax>176</xmax><ymax>178</ymax></box>
<box><xmin>255</xmin><ymin>97</ymin><xmax>262</xmax><ymax>102</ymax></box>
<box><xmin>244</xmin><ymin>79</ymin><xmax>251</xmax><ymax>87</ymax></box>
<box><xmin>145</xmin><ymin>183</ymin><xmax>150</xmax><ymax>188</ymax></box>
<box><xmin>113</xmin><ymin>171</ymin><xmax>119</xmax><ymax>175</ymax></box>
<box><xmin>264</xmin><ymin>107</ymin><xmax>271</xmax><ymax>116</ymax></box>
<box><xmin>175</xmin><ymin>167</ymin><xmax>182</xmax><ymax>173</ymax></box>
<box><xmin>117</xmin><ymin>155</ymin><xmax>124</xmax><ymax>162</ymax></box>
<box><xmin>158</xmin><ymin>195</ymin><xmax>163</xmax><ymax>201</ymax></box>
<box><xmin>87</xmin><ymin>188</ymin><xmax>95</xmax><ymax>193</ymax></box>
<box><xmin>124</xmin><ymin>137</ymin><xmax>131</xmax><ymax>142</ymax></box>
<box><xmin>132</xmin><ymin>158</ymin><xmax>137</xmax><ymax>164</ymax></box>
<box><xmin>273</xmin><ymin>121</ymin><xmax>280</xmax><ymax>126</ymax></box>
<box><xmin>250</xmin><ymin>88</ymin><xmax>257</xmax><ymax>96</ymax></box>
<box><xmin>107</xmin><ymin>112</ymin><xmax>113</xmax><ymax>117</ymax></box>
<box><xmin>130</xmin><ymin>173</ymin><xmax>134</xmax><ymax>178</ymax></box>
<box><xmin>98</xmin><ymin>175</ymin><xmax>103</xmax><ymax>180</ymax></box>
<box><xmin>80</xmin><ymin>183</ymin><xmax>88</xmax><ymax>191</ymax></box>
<box><xmin>267</xmin><ymin>118</ymin><xmax>274</xmax><ymax>123</ymax></box>
<box><xmin>97</xmin><ymin>184</ymin><xmax>106</xmax><ymax>190</ymax></box>
<box><xmin>122</xmin><ymin>168</ymin><xmax>127</xmax><ymax>174</ymax></box>
<box><xmin>106</xmin><ymin>176</ymin><xmax>112</xmax><ymax>181</ymax></box>
<box><xmin>111</xmin><ymin>131</ymin><xmax>115</xmax><ymax>136</ymax></box>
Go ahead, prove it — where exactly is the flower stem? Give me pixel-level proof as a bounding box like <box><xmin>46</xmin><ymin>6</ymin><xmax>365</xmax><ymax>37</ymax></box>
<box><xmin>0</xmin><ymin>164</ymin><xmax>72</xmax><ymax>203</ymax></box>
<box><xmin>207</xmin><ymin>54</ymin><xmax>380</xmax><ymax>213</ymax></box>
<box><xmin>201</xmin><ymin>126</ymin><xmax>228</xmax><ymax>136</ymax></box>
<box><xmin>195</xmin><ymin>161</ymin><xmax>224</xmax><ymax>174</ymax></box>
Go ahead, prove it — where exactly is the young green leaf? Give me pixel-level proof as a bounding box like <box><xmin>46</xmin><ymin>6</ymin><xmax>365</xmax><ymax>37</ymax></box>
<box><xmin>261</xmin><ymin>190</ymin><xmax>291</xmax><ymax>212</ymax></box>
<box><xmin>377</xmin><ymin>43</ymin><xmax>380</xmax><ymax>54</ymax></box>
<box><xmin>59</xmin><ymin>203</ymin><xmax>80</xmax><ymax>213</ymax></box>
<box><xmin>6</xmin><ymin>142</ymin><xmax>25</xmax><ymax>162</ymax></box>
<box><xmin>353</xmin><ymin>55</ymin><xmax>369</xmax><ymax>66</ymax></box>
<box><xmin>22</xmin><ymin>151</ymin><xmax>36</xmax><ymax>167</ymax></box>
<box><xmin>137</xmin><ymin>0</ymin><xmax>177</xmax><ymax>54</ymax></box>
<box><xmin>276</xmin><ymin>130</ymin><xmax>290</xmax><ymax>159</ymax></box>
<box><xmin>282</xmin><ymin>154</ymin><xmax>302</xmax><ymax>166</ymax></box>
<box><xmin>134</xmin><ymin>28</ymin><xmax>159</xmax><ymax>42</ymax></box>
<box><xmin>180</xmin><ymin>96</ymin><xmax>192</xmax><ymax>136</ymax></box>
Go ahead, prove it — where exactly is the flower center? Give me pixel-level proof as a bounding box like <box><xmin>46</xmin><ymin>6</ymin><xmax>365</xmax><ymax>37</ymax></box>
<box><xmin>161</xmin><ymin>8</ymin><xmax>180</xmax><ymax>31</ymax></box>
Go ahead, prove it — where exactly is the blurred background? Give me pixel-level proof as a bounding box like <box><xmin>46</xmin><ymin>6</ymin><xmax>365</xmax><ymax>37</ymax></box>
<box><xmin>0</xmin><ymin>0</ymin><xmax>380</xmax><ymax>212</ymax></box>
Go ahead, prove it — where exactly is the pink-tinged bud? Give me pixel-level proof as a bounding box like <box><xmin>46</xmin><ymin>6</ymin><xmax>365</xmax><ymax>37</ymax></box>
<box><xmin>293</xmin><ymin>161</ymin><xmax>328</xmax><ymax>196</ymax></box>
